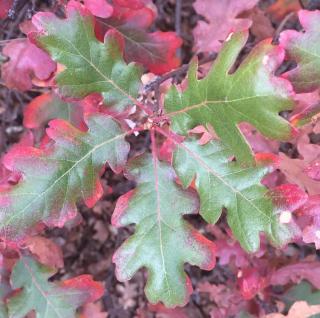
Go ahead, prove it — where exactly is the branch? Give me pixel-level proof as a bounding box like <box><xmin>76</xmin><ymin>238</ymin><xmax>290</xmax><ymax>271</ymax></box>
<box><xmin>0</xmin><ymin>0</ymin><xmax>30</xmax><ymax>34</ymax></box>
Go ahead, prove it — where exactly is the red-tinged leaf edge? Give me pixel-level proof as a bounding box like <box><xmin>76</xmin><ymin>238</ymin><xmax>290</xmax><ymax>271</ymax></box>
<box><xmin>265</xmin><ymin>184</ymin><xmax>308</xmax><ymax>215</ymax></box>
<box><xmin>280</xmin><ymin>10</ymin><xmax>320</xmax><ymax>93</ymax></box>
<box><xmin>111</xmin><ymin>140</ymin><xmax>216</xmax><ymax>307</ymax></box>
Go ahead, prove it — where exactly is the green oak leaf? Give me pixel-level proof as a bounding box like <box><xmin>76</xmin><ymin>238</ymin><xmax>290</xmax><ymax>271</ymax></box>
<box><xmin>280</xmin><ymin>10</ymin><xmax>320</xmax><ymax>93</ymax></box>
<box><xmin>29</xmin><ymin>1</ymin><xmax>143</xmax><ymax>115</ymax></box>
<box><xmin>8</xmin><ymin>255</ymin><xmax>104</xmax><ymax>318</ymax></box>
<box><xmin>0</xmin><ymin>113</ymin><xmax>129</xmax><ymax>244</ymax></box>
<box><xmin>172</xmin><ymin>134</ymin><xmax>307</xmax><ymax>253</ymax></box>
<box><xmin>165</xmin><ymin>29</ymin><xmax>297</xmax><ymax>166</ymax></box>
<box><xmin>112</xmin><ymin>153</ymin><xmax>216</xmax><ymax>308</ymax></box>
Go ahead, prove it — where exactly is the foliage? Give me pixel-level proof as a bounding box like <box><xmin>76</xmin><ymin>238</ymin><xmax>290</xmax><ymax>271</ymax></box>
<box><xmin>1</xmin><ymin>0</ymin><xmax>320</xmax><ymax>317</ymax></box>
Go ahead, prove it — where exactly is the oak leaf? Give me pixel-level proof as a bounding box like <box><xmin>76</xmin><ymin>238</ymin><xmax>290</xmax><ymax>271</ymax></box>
<box><xmin>19</xmin><ymin>236</ymin><xmax>64</xmax><ymax>269</ymax></box>
<box><xmin>0</xmin><ymin>113</ymin><xmax>129</xmax><ymax>244</ymax></box>
<box><xmin>112</xmin><ymin>153</ymin><xmax>216</xmax><ymax>308</ymax></box>
<box><xmin>29</xmin><ymin>1</ymin><xmax>143</xmax><ymax>115</ymax></box>
<box><xmin>1</xmin><ymin>21</ymin><xmax>56</xmax><ymax>92</ymax></box>
<box><xmin>280</xmin><ymin>10</ymin><xmax>320</xmax><ymax>93</ymax></box>
<box><xmin>8</xmin><ymin>255</ymin><xmax>104</xmax><ymax>318</ymax></box>
<box><xmin>23</xmin><ymin>91</ymin><xmax>101</xmax><ymax>131</ymax></box>
<box><xmin>172</xmin><ymin>134</ymin><xmax>306</xmax><ymax>252</ymax></box>
<box><xmin>165</xmin><ymin>30</ymin><xmax>297</xmax><ymax>166</ymax></box>
<box><xmin>95</xmin><ymin>6</ymin><xmax>182</xmax><ymax>74</ymax></box>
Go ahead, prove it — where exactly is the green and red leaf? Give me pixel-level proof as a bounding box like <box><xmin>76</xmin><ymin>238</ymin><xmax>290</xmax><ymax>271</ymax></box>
<box><xmin>170</xmin><ymin>133</ymin><xmax>307</xmax><ymax>253</ymax></box>
<box><xmin>164</xmin><ymin>29</ymin><xmax>297</xmax><ymax>166</ymax></box>
<box><xmin>280</xmin><ymin>10</ymin><xmax>320</xmax><ymax>93</ymax></box>
<box><xmin>0</xmin><ymin>113</ymin><xmax>131</xmax><ymax>245</ymax></box>
<box><xmin>8</xmin><ymin>254</ymin><xmax>104</xmax><ymax>318</ymax></box>
<box><xmin>29</xmin><ymin>1</ymin><xmax>144</xmax><ymax>115</ymax></box>
<box><xmin>23</xmin><ymin>91</ymin><xmax>101</xmax><ymax>131</ymax></box>
<box><xmin>95</xmin><ymin>6</ymin><xmax>182</xmax><ymax>74</ymax></box>
<box><xmin>112</xmin><ymin>146</ymin><xmax>216</xmax><ymax>308</ymax></box>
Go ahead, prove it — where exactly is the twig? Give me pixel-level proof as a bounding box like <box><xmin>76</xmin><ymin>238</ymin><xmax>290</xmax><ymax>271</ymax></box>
<box><xmin>102</xmin><ymin>228</ymin><xmax>123</xmax><ymax>317</ymax></box>
<box><xmin>299</xmin><ymin>0</ymin><xmax>305</xmax><ymax>8</ymax></box>
<box><xmin>0</xmin><ymin>0</ymin><xmax>28</xmax><ymax>34</ymax></box>
<box><xmin>145</xmin><ymin>54</ymin><xmax>217</xmax><ymax>114</ymax></box>
<box><xmin>255</xmin><ymin>294</ymin><xmax>277</xmax><ymax>314</ymax></box>
<box><xmin>0</xmin><ymin>91</ymin><xmax>11</xmax><ymax>155</ymax></box>
<box><xmin>273</xmin><ymin>12</ymin><xmax>295</xmax><ymax>43</ymax></box>
<box><xmin>175</xmin><ymin>0</ymin><xmax>182</xmax><ymax>59</ymax></box>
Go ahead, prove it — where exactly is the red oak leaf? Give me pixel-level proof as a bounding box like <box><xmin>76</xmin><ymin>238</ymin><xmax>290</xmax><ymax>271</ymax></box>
<box><xmin>83</xmin><ymin>0</ymin><xmax>113</xmax><ymax>18</ymax></box>
<box><xmin>192</xmin><ymin>0</ymin><xmax>259</xmax><ymax>53</ymax></box>
<box><xmin>197</xmin><ymin>282</ymin><xmax>246</xmax><ymax>317</ymax></box>
<box><xmin>19</xmin><ymin>236</ymin><xmax>64</xmax><ymax>269</ymax></box>
<box><xmin>280</xmin><ymin>143</ymin><xmax>320</xmax><ymax>195</ymax></box>
<box><xmin>0</xmin><ymin>0</ymin><xmax>13</xmax><ymax>18</ymax></box>
<box><xmin>95</xmin><ymin>6</ymin><xmax>182</xmax><ymax>74</ymax></box>
<box><xmin>1</xmin><ymin>21</ymin><xmax>56</xmax><ymax>92</ymax></box>
<box><xmin>296</xmin><ymin>195</ymin><xmax>320</xmax><ymax>249</ymax></box>
<box><xmin>271</xmin><ymin>261</ymin><xmax>320</xmax><ymax>288</ymax></box>
<box><xmin>23</xmin><ymin>91</ymin><xmax>101</xmax><ymax>131</ymax></box>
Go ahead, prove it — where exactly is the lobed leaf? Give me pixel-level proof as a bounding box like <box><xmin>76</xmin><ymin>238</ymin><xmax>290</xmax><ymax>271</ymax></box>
<box><xmin>112</xmin><ymin>152</ymin><xmax>216</xmax><ymax>308</ymax></box>
<box><xmin>171</xmin><ymin>134</ymin><xmax>307</xmax><ymax>252</ymax></box>
<box><xmin>8</xmin><ymin>255</ymin><xmax>104</xmax><ymax>318</ymax></box>
<box><xmin>29</xmin><ymin>1</ymin><xmax>143</xmax><ymax>115</ymax></box>
<box><xmin>165</xmin><ymin>29</ymin><xmax>297</xmax><ymax>166</ymax></box>
<box><xmin>280</xmin><ymin>10</ymin><xmax>320</xmax><ymax>93</ymax></box>
<box><xmin>0</xmin><ymin>113</ymin><xmax>130</xmax><ymax>245</ymax></box>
